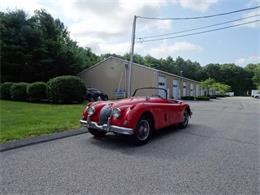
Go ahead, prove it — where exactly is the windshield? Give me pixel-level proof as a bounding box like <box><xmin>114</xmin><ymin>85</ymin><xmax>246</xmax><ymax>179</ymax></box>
<box><xmin>132</xmin><ymin>87</ymin><xmax>167</xmax><ymax>99</ymax></box>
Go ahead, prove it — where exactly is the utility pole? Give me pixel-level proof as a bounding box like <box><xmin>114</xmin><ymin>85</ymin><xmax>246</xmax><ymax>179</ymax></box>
<box><xmin>127</xmin><ymin>15</ymin><xmax>137</xmax><ymax>97</ymax></box>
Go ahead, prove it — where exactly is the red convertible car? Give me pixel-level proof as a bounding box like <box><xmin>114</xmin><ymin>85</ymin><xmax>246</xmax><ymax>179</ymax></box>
<box><xmin>80</xmin><ymin>87</ymin><xmax>192</xmax><ymax>145</ymax></box>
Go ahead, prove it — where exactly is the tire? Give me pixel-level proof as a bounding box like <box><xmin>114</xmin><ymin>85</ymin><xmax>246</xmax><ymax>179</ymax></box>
<box><xmin>179</xmin><ymin>109</ymin><xmax>189</xmax><ymax>129</ymax></box>
<box><xmin>102</xmin><ymin>96</ymin><xmax>108</xmax><ymax>101</ymax></box>
<box><xmin>133</xmin><ymin>116</ymin><xmax>153</xmax><ymax>145</ymax></box>
<box><xmin>88</xmin><ymin>128</ymin><xmax>107</xmax><ymax>137</ymax></box>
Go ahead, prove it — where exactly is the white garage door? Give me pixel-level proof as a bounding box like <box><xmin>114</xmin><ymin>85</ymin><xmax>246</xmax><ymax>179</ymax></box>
<box><xmin>196</xmin><ymin>85</ymin><xmax>199</xmax><ymax>97</ymax></box>
<box><xmin>158</xmin><ymin>76</ymin><xmax>167</xmax><ymax>98</ymax></box>
<box><xmin>172</xmin><ymin>80</ymin><xmax>180</xmax><ymax>99</ymax></box>
<box><xmin>190</xmin><ymin>84</ymin><xmax>194</xmax><ymax>96</ymax></box>
<box><xmin>183</xmin><ymin>82</ymin><xmax>186</xmax><ymax>96</ymax></box>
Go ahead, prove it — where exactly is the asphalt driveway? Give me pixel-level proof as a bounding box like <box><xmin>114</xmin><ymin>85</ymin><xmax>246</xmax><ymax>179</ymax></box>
<box><xmin>1</xmin><ymin>97</ymin><xmax>259</xmax><ymax>194</ymax></box>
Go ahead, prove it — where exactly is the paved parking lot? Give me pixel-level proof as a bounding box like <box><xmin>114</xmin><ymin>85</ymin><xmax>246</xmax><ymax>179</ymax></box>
<box><xmin>1</xmin><ymin>97</ymin><xmax>259</xmax><ymax>194</ymax></box>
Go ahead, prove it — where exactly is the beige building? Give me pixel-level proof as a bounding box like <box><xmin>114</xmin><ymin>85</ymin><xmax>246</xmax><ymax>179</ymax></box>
<box><xmin>79</xmin><ymin>56</ymin><xmax>213</xmax><ymax>99</ymax></box>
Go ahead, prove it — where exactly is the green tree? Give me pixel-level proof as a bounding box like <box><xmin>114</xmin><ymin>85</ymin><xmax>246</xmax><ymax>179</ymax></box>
<box><xmin>200</xmin><ymin>78</ymin><xmax>216</xmax><ymax>95</ymax></box>
<box><xmin>201</xmin><ymin>78</ymin><xmax>231</xmax><ymax>95</ymax></box>
<box><xmin>0</xmin><ymin>9</ymin><xmax>99</xmax><ymax>82</ymax></box>
<box><xmin>211</xmin><ymin>83</ymin><xmax>231</xmax><ymax>94</ymax></box>
<box><xmin>124</xmin><ymin>53</ymin><xmax>145</xmax><ymax>64</ymax></box>
<box><xmin>252</xmin><ymin>65</ymin><xmax>260</xmax><ymax>89</ymax></box>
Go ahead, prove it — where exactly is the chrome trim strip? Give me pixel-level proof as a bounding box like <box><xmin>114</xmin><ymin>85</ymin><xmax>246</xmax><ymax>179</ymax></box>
<box><xmin>80</xmin><ymin>120</ymin><xmax>134</xmax><ymax>135</ymax></box>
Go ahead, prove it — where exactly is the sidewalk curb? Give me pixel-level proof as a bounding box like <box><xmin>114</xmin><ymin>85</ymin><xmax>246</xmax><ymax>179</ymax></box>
<box><xmin>0</xmin><ymin>128</ymin><xmax>88</xmax><ymax>152</ymax></box>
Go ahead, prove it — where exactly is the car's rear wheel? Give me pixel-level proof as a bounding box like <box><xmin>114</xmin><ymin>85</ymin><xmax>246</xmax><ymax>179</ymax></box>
<box><xmin>88</xmin><ymin>128</ymin><xmax>107</xmax><ymax>137</ymax></box>
<box><xmin>179</xmin><ymin>109</ymin><xmax>189</xmax><ymax>129</ymax></box>
<box><xmin>133</xmin><ymin>116</ymin><xmax>153</xmax><ymax>145</ymax></box>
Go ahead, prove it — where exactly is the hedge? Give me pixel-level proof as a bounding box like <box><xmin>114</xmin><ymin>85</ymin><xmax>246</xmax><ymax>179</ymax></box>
<box><xmin>181</xmin><ymin>96</ymin><xmax>195</xmax><ymax>100</ymax></box>
<box><xmin>0</xmin><ymin>82</ymin><xmax>14</xmax><ymax>99</ymax></box>
<box><xmin>27</xmin><ymin>82</ymin><xmax>47</xmax><ymax>102</ymax></box>
<box><xmin>10</xmin><ymin>83</ymin><xmax>28</xmax><ymax>101</ymax></box>
<box><xmin>216</xmin><ymin>94</ymin><xmax>228</xmax><ymax>97</ymax></box>
<box><xmin>209</xmin><ymin>95</ymin><xmax>217</xmax><ymax>99</ymax></box>
<box><xmin>47</xmin><ymin>76</ymin><xmax>86</xmax><ymax>103</ymax></box>
<box><xmin>196</xmin><ymin>96</ymin><xmax>210</xmax><ymax>101</ymax></box>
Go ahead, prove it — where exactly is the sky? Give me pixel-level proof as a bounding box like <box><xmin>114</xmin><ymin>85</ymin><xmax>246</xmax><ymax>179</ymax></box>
<box><xmin>1</xmin><ymin>0</ymin><xmax>260</xmax><ymax>67</ymax></box>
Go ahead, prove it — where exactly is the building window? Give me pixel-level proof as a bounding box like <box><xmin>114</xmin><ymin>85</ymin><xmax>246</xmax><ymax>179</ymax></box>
<box><xmin>158</xmin><ymin>82</ymin><xmax>165</xmax><ymax>86</ymax></box>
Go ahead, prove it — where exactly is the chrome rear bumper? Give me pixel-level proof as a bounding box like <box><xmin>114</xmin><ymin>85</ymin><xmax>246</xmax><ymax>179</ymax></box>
<box><xmin>80</xmin><ymin>119</ymin><xmax>134</xmax><ymax>135</ymax></box>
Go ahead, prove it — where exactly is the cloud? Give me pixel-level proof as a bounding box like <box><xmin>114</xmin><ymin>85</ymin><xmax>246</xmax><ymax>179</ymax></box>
<box><xmin>53</xmin><ymin>0</ymin><xmax>173</xmax><ymax>49</ymax></box>
<box><xmin>178</xmin><ymin>0</ymin><xmax>219</xmax><ymax>12</ymax></box>
<box><xmin>0</xmin><ymin>0</ymin><xmax>58</xmax><ymax>18</ymax></box>
<box><xmin>86</xmin><ymin>41</ymin><xmax>145</xmax><ymax>55</ymax></box>
<box><xmin>0</xmin><ymin>0</ymin><xmax>174</xmax><ymax>56</ymax></box>
<box><xmin>235</xmin><ymin>56</ymin><xmax>260</xmax><ymax>66</ymax></box>
<box><xmin>0</xmin><ymin>0</ymin><xmax>219</xmax><ymax>51</ymax></box>
<box><xmin>148</xmin><ymin>41</ymin><xmax>203</xmax><ymax>58</ymax></box>
<box><xmin>243</xmin><ymin>0</ymin><xmax>260</xmax><ymax>28</ymax></box>
<box><xmin>93</xmin><ymin>41</ymin><xmax>130</xmax><ymax>55</ymax></box>
<box><xmin>235</xmin><ymin>9</ymin><xmax>260</xmax><ymax>28</ymax></box>
<box><xmin>0</xmin><ymin>0</ymin><xmax>40</xmax><ymax>13</ymax></box>
<box><xmin>248</xmin><ymin>0</ymin><xmax>260</xmax><ymax>6</ymax></box>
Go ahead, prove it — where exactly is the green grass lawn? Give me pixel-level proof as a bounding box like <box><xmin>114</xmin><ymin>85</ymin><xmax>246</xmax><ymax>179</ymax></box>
<box><xmin>0</xmin><ymin>100</ymin><xmax>87</xmax><ymax>143</ymax></box>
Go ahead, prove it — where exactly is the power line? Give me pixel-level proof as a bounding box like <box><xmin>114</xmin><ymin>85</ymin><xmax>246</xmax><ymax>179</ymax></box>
<box><xmin>137</xmin><ymin>20</ymin><xmax>259</xmax><ymax>43</ymax></box>
<box><xmin>138</xmin><ymin>14</ymin><xmax>260</xmax><ymax>40</ymax></box>
<box><xmin>137</xmin><ymin>6</ymin><xmax>260</xmax><ymax>20</ymax></box>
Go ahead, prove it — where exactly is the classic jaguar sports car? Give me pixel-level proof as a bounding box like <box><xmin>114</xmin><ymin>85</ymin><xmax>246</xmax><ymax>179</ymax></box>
<box><xmin>80</xmin><ymin>87</ymin><xmax>192</xmax><ymax>145</ymax></box>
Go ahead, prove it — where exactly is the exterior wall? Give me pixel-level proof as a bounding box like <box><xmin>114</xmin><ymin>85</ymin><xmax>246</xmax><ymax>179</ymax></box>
<box><xmin>79</xmin><ymin>57</ymin><xmax>157</xmax><ymax>99</ymax></box>
<box><xmin>79</xmin><ymin>57</ymin><xmax>127</xmax><ymax>99</ymax></box>
<box><xmin>190</xmin><ymin>83</ymin><xmax>194</xmax><ymax>96</ymax></box>
<box><xmin>195</xmin><ymin>84</ymin><xmax>200</xmax><ymax>96</ymax></box>
<box><xmin>209</xmin><ymin>89</ymin><xmax>213</xmax><ymax>96</ymax></box>
<box><xmin>131</xmin><ymin>64</ymin><xmax>157</xmax><ymax>97</ymax></box>
<box><xmin>201</xmin><ymin>88</ymin><xmax>207</xmax><ymax>96</ymax></box>
<box><xmin>157</xmin><ymin>72</ymin><xmax>204</xmax><ymax>99</ymax></box>
<box><xmin>182</xmin><ymin>81</ymin><xmax>187</xmax><ymax>97</ymax></box>
<box><xmin>157</xmin><ymin>71</ymin><xmax>201</xmax><ymax>99</ymax></box>
<box><xmin>199</xmin><ymin>85</ymin><xmax>203</xmax><ymax>96</ymax></box>
<box><xmin>79</xmin><ymin>56</ymin><xmax>203</xmax><ymax>100</ymax></box>
<box><xmin>186</xmin><ymin>80</ymin><xmax>191</xmax><ymax>96</ymax></box>
<box><xmin>158</xmin><ymin>72</ymin><xmax>181</xmax><ymax>99</ymax></box>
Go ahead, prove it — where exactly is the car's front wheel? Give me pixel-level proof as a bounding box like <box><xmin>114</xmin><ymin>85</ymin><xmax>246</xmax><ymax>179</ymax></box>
<box><xmin>88</xmin><ymin>128</ymin><xmax>107</xmax><ymax>137</ymax></box>
<box><xmin>133</xmin><ymin>116</ymin><xmax>153</xmax><ymax>145</ymax></box>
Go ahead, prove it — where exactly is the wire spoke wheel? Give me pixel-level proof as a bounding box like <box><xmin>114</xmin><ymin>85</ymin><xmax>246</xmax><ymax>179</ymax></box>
<box><xmin>179</xmin><ymin>109</ymin><xmax>189</xmax><ymax>129</ymax></box>
<box><xmin>183</xmin><ymin>111</ymin><xmax>189</xmax><ymax>126</ymax></box>
<box><xmin>137</xmin><ymin>120</ymin><xmax>150</xmax><ymax>141</ymax></box>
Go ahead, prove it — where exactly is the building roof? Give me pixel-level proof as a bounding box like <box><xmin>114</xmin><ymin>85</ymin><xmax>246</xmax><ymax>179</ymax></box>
<box><xmin>79</xmin><ymin>56</ymin><xmax>201</xmax><ymax>84</ymax></box>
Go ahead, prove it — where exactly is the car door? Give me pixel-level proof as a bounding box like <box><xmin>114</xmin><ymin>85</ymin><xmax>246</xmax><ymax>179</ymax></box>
<box><xmin>164</xmin><ymin>100</ymin><xmax>183</xmax><ymax>126</ymax></box>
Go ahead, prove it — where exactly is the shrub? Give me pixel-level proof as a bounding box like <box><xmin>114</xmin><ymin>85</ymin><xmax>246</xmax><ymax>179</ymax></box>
<box><xmin>0</xmin><ymin>82</ymin><xmax>14</xmax><ymax>99</ymax></box>
<box><xmin>196</xmin><ymin>96</ymin><xmax>210</xmax><ymax>101</ymax></box>
<box><xmin>181</xmin><ymin>96</ymin><xmax>195</xmax><ymax>100</ymax></box>
<box><xmin>47</xmin><ymin>76</ymin><xmax>86</xmax><ymax>103</ymax></box>
<box><xmin>216</xmin><ymin>94</ymin><xmax>228</xmax><ymax>98</ymax></box>
<box><xmin>27</xmin><ymin>82</ymin><xmax>47</xmax><ymax>102</ymax></box>
<box><xmin>10</xmin><ymin>83</ymin><xmax>28</xmax><ymax>101</ymax></box>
